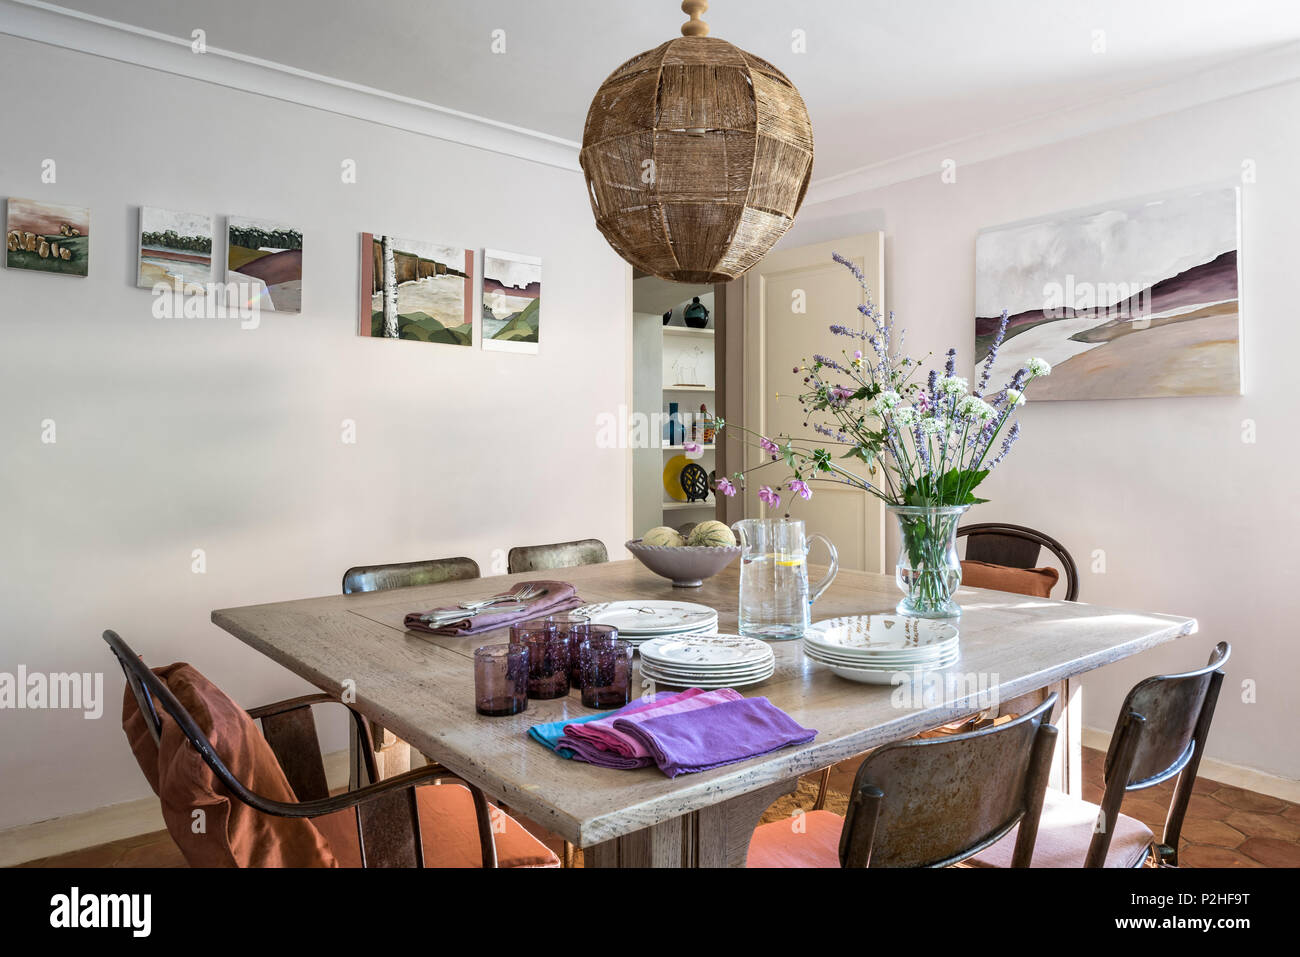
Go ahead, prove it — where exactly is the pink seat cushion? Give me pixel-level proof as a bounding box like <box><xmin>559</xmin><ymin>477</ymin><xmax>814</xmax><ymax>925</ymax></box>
<box><xmin>968</xmin><ymin>788</ymin><xmax>1154</xmax><ymax>868</ymax></box>
<box><xmin>747</xmin><ymin>809</ymin><xmax>844</xmax><ymax>868</ymax></box>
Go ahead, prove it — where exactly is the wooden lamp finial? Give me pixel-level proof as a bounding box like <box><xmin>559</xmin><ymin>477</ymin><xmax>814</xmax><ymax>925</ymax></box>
<box><xmin>681</xmin><ymin>0</ymin><xmax>710</xmax><ymax>37</ymax></box>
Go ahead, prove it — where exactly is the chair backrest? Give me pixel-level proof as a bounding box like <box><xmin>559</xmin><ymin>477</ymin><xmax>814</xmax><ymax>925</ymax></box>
<box><xmin>840</xmin><ymin>694</ymin><xmax>1058</xmax><ymax>867</ymax></box>
<box><xmin>1091</xmin><ymin>641</ymin><xmax>1230</xmax><ymax>866</ymax></box>
<box><xmin>957</xmin><ymin>522</ymin><xmax>1079</xmax><ymax>601</ymax></box>
<box><xmin>104</xmin><ymin>630</ymin><xmax>343</xmax><ymax>867</ymax></box>
<box><xmin>342</xmin><ymin>556</ymin><xmax>480</xmax><ymax>595</ymax></box>
<box><xmin>507</xmin><ymin>538</ymin><xmax>608</xmax><ymax>574</ymax></box>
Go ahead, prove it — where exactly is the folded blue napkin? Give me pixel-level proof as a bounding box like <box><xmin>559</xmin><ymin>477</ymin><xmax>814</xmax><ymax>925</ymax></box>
<box><xmin>528</xmin><ymin>693</ymin><xmax>673</xmax><ymax>759</ymax></box>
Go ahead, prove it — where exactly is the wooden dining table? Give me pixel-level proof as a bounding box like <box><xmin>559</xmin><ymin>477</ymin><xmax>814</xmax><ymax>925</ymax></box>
<box><xmin>212</xmin><ymin>560</ymin><xmax>1197</xmax><ymax>868</ymax></box>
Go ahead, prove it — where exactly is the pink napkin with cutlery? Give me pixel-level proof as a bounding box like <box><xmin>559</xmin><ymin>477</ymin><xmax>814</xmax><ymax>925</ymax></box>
<box><xmin>560</xmin><ymin>688</ymin><xmax>742</xmax><ymax>759</ymax></box>
<box><xmin>404</xmin><ymin>581</ymin><xmax>584</xmax><ymax>636</ymax></box>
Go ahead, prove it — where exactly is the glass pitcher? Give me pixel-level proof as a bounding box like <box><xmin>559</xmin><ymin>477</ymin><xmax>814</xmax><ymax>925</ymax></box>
<box><xmin>731</xmin><ymin>518</ymin><xmax>838</xmax><ymax>641</ymax></box>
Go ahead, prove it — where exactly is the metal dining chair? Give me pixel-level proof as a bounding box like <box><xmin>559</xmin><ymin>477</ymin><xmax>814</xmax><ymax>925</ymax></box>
<box><xmin>958</xmin><ymin>522</ymin><xmax>1080</xmax><ymax>601</ymax></box>
<box><xmin>970</xmin><ymin>641</ymin><xmax>1230</xmax><ymax>868</ymax></box>
<box><xmin>748</xmin><ymin>694</ymin><xmax>1059</xmax><ymax>867</ymax></box>
<box><xmin>104</xmin><ymin>630</ymin><xmax>559</xmax><ymax>868</ymax></box>
<box><xmin>507</xmin><ymin>538</ymin><xmax>608</xmax><ymax>574</ymax></box>
<box><xmin>341</xmin><ymin>556</ymin><xmax>481</xmax><ymax>783</ymax></box>
<box><xmin>342</xmin><ymin>556</ymin><xmax>480</xmax><ymax>594</ymax></box>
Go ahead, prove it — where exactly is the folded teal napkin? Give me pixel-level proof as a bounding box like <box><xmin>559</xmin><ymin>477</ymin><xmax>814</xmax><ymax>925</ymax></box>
<box><xmin>528</xmin><ymin>693</ymin><xmax>673</xmax><ymax>759</ymax></box>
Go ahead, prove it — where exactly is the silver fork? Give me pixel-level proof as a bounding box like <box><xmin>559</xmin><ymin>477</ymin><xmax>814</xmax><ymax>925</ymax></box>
<box><xmin>459</xmin><ymin>584</ymin><xmax>542</xmax><ymax>612</ymax></box>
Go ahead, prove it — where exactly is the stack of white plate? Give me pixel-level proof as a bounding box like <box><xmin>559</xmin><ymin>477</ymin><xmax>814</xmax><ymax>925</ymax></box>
<box><xmin>802</xmin><ymin>615</ymin><xmax>960</xmax><ymax>685</ymax></box>
<box><xmin>637</xmin><ymin>633</ymin><xmax>775</xmax><ymax>689</ymax></box>
<box><xmin>575</xmin><ymin>600</ymin><xmax>718</xmax><ymax>646</ymax></box>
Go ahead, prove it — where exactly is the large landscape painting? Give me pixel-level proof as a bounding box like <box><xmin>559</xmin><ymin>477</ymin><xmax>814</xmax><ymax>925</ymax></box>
<box><xmin>482</xmin><ymin>249</ymin><xmax>541</xmax><ymax>354</ymax></box>
<box><xmin>227</xmin><ymin>216</ymin><xmax>303</xmax><ymax>313</ymax></box>
<box><xmin>975</xmin><ymin>186</ymin><xmax>1242</xmax><ymax>400</ymax></box>
<box><xmin>6</xmin><ymin>198</ymin><xmax>89</xmax><ymax>277</ymax></box>
<box><xmin>359</xmin><ymin>233</ymin><xmax>473</xmax><ymax>346</ymax></box>
<box><xmin>138</xmin><ymin>206</ymin><xmax>213</xmax><ymax>293</ymax></box>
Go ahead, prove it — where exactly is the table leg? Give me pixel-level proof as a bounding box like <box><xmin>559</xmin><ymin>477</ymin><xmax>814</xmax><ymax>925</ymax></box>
<box><xmin>348</xmin><ymin>720</ymin><xmax>412</xmax><ymax>787</ymax></box>
<box><xmin>1047</xmin><ymin>677</ymin><xmax>1083</xmax><ymax>797</ymax></box>
<box><xmin>586</xmin><ymin>778</ymin><xmax>797</xmax><ymax>868</ymax></box>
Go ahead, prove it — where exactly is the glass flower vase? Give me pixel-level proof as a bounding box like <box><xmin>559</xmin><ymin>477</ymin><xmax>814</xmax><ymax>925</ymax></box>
<box><xmin>887</xmin><ymin>504</ymin><xmax>970</xmax><ymax>619</ymax></box>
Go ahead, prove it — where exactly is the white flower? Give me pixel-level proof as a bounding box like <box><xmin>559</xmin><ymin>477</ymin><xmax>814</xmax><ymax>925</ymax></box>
<box><xmin>1005</xmin><ymin>388</ymin><xmax>1026</xmax><ymax>407</ymax></box>
<box><xmin>957</xmin><ymin>396</ymin><xmax>996</xmax><ymax>422</ymax></box>
<box><xmin>1027</xmin><ymin>357</ymin><xmax>1052</xmax><ymax>377</ymax></box>
<box><xmin>938</xmin><ymin>375</ymin><xmax>968</xmax><ymax>397</ymax></box>
<box><xmin>891</xmin><ymin>406</ymin><xmax>917</xmax><ymax>428</ymax></box>
<box><xmin>919</xmin><ymin>416</ymin><xmax>945</xmax><ymax>436</ymax></box>
<box><xmin>872</xmin><ymin>390</ymin><xmax>901</xmax><ymax>416</ymax></box>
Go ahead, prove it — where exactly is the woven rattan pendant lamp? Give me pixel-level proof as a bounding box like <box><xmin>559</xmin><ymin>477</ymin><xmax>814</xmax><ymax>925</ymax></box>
<box><xmin>579</xmin><ymin>0</ymin><xmax>814</xmax><ymax>284</ymax></box>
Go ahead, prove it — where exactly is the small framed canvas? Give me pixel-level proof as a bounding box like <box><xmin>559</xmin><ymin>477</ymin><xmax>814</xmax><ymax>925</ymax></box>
<box><xmin>6</xmin><ymin>198</ymin><xmax>89</xmax><ymax>277</ymax></box>
<box><xmin>227</xmin><ymin>216</ymin><xmax>303</xmax><ymax>313</ymax></box>
<box><xmin>482</xmin><ymin>249</ymin><xmax>541</xmax><ymax>354</ymax></box>
<box><xmin>359</xmin><ymin>233</ymin><xmax>473</xmax><ymax>346</ymax></box>
<box><xmin>137</xmin><ymin>206</ymin><xmax>213</xmax><ymax>293</ymax></box>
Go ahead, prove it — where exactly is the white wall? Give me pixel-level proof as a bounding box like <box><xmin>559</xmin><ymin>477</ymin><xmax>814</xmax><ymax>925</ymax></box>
<box><xmin>0</xmin><ymin>35</ymin><xmax>630</xmax><ymax>831</ymax></box>
<box><xmin>784</xmin><ymin>81</ymin><xmax>1300</xmax><ymax>781</ymax></box>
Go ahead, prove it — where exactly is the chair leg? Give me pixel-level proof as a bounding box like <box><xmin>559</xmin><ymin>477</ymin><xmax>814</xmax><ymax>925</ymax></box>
<box><xmin>563</xmin><ymin>841</ymin><xmax>577</xmax><ymax>868</ymax></box>
<box><xmin>812</xmin><ymin>767</ymin><xmax>832</xmax><ymax>811</ymax></box>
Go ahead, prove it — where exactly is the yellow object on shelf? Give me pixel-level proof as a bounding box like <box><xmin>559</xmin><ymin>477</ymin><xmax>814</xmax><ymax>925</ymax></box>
<box><xmin>662</xmin><ymin>454</ymin><xmax>691</xmax><ymax>502</ymax></box>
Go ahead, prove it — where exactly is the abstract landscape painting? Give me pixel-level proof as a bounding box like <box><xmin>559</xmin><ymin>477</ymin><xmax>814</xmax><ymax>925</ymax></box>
<box><xmin>5</xmin><ymin>198</ymin><xmax>89</xmax><ymax>277</ymax></box>
<box><xmin>975</xmin><ymin>186</ymin><xmax>1242</xmax><ymax>400</ymax></box>
<box><xmin>359</xmin><ymin>233</ymin><xmax>473</xmax><ymax>346</ymax></box>
<box><xmin>137</xmin><ymin>207</ymin><xmax>213</xmax><ymax>293</ymax></box>
<box><xmin>482</xmin><ymin>249</ymin><xmax>541</xmax><ymax>354</ymax></box>
<box><xmin>227</xmin><ymin>216</ymin><xmax>303</xmax><ymax>313</ymax></box>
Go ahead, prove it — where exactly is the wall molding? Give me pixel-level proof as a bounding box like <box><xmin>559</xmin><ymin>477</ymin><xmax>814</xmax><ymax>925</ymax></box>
<box><xmin>804</xmin><ymin>39</ymin><xmax>1300</xmax><ymax>203</ymax></box>
<box><xmin>7</xmin><ymin>2</ymin><xmax>1300</xmax><ymax>197</ymax></box>
<box><xmin>0</xmin><ymin>0</ymin><xmax>582</xmax><ymax>172</ymax></box>
<box><xmin>1081</xmin><ymin>727</ymin><xmax>1300</xmax><ymax>805</ymax></box>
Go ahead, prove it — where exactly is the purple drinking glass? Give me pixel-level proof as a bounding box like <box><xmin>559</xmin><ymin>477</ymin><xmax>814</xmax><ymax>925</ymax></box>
<box><xmin>577</xmin><ymin>631</ymin><xmax>633</xmax><ymax>710</ymax></box>
<box><xmin>546</xmin><ymin>612</ymin><xmax>591</xmax><ymax>682</ymax></box>
<box><xmin>510</xmin><ymin>619</ymin><xmax>569</xmax><ymax>700</ymax></box>
<box><xmin>474</xmin><ymin>644</ymin><xmax>528</xmax><ymax>717</ymax></box>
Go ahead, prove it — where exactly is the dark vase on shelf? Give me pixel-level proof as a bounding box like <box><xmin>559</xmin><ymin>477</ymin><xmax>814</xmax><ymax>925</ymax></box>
<box><xmin>683</xmin><ymin>296</ymin><xmax>709</xmax><ymax>329</ymax></box>
<box><xmin>662</xmin><ymin>310</ymin><xmax>672</xmax><ymax>325</ymax></box>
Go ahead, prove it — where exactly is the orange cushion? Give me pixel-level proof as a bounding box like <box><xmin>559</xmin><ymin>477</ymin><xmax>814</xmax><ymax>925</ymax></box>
<box><xmin>967</xmin><ymin>788</ymin><xmax>1154</xmax><ymax>868</ymax></box>
<box><xmin>122</xmin><ymin>663</ymin><xmax>339</xmax><ymax>868</ymax></box>
<box><xmin>314</xmin><ymin>782</ymin><xmax>559</xmax><ymax>868</ymax></box>
<box><xmin>961</xmin><ymin>560</ymin><xmax>1059</xmax><ymax>598</ymax></box>
<box><xmin>747</xmin><ymin>810</ymin><xmax>844</xmax><ymax>868</ymax></box>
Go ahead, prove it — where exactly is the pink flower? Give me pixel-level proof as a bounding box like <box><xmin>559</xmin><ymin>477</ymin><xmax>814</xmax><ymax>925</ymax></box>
<box><xmin>716</xmin><ymin>477</ymin><xmax>737</xmax><ymax>497</ymax></box>
<box><xmin>759</xmin><ymin>436</ymin><xmax>779</xmax><ymax>457</ymax></box>
<box><xmin>683</xmin><ymin>441</ymin><xmax>701</xmax><ymax>454</ymax></box>
<box><xmin>788</xmin><ymin>479</ymin><xmax>812</xmax><ymax>500</ymax></box>
<box><xmin>758</xmin><ymin>486</ymin><xmax>781</xmax><ymax>508</ymax></box>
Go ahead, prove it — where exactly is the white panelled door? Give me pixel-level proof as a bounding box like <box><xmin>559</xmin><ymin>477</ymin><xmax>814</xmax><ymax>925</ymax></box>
<box><xmin>742</xmin><ymin>234</ymin><xmax>887</xmax><ymax>574</ymax></box>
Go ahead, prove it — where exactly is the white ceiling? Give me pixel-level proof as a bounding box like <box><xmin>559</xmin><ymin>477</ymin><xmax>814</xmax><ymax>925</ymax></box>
<box><xmin>40</xmin><ymin>0</ymin><xmax>1300</xmax><ymax>181</ymax></box>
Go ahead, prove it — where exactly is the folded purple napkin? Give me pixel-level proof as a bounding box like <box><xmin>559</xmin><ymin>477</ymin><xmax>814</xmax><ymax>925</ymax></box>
<box><xmin>404</xmin><ymin>580</ymin><xmax>584</xmax><ymax>636</ymax></box>
<box><xmin>612</xmin><ymin>696</ymin><xmax>817</xmax><ymax>778</ymax></box>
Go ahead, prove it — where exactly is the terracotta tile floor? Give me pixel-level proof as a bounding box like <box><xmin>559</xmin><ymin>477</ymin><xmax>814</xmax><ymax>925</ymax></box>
<box><xmin>15</xmin><ymin>748</ymin><xmax>1299</xmax><ymax>867</ymax></box>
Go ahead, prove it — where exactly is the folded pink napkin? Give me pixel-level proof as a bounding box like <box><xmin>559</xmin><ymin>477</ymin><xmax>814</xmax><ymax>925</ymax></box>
<box><xmin>562</xmin><ymin>688</ymin><xmax>742</xmax><ymax>759</ymax></box>
<box><xmin>403</xmin><ymin>581</ymin><xmax>584</xmax><ymax>636</ymax></box>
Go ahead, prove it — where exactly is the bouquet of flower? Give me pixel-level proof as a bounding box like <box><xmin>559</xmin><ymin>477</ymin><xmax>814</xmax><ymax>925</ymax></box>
<box><xmin>713</xmin><ymin>252</ymin><xmax>1050</xmax><ymax>511</ymax></box>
